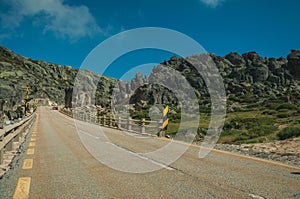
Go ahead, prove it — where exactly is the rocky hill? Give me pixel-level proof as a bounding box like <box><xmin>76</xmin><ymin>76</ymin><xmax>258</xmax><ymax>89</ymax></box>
<box><xmin>0</xmin><ymin>46</ymin><xmax>116</xmax><ymax>115</ymax></box>
<box><xmin>0</xmin><ymin>46</ymin><xmax>76</xmax><ymax>105</ymax></box>
<box><xmin>122</xmin><ymin>50</ymin><xmax>300</xmax><ymax>112</ymax></box>
<box><xmin>1</xmin><ymin>45</ymin><xmax>300</xmax><ymax>120</ymax></box>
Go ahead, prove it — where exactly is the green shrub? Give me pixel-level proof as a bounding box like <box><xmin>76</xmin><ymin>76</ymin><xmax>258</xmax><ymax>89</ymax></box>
<box><xmin>245</xmin><ymin>139</ymin><xmax>259</xmax><ymax>144</ymax></box>
<box><xmin>262</xmin><ymin>109</ymin><xmax>277</xmax><ymax>115</ymax></box>
<box><xmin>222</xmin><ymin>129</ymin><xmax>248</xmax><ymax>136</ymax></box>
<box><xmin>234</xmin><ymin>135</ymin><xmax>248</xmax><ymax>141</ymax></box>
<box><xmin>228</xmin><ymin>95</ymin><xmax>240</xmax><ymax>102</ymax></box>
<box><xmin>276</xmin><ymin>103</ymin><xmax>296</xmax><ymax>111</ymax></box>
<box><xmin>277</xmin><ymin>126</ymin><xmax>300</xmax><ymax>140</ymax></box>
<box><xmin>241</xmin><ymin>97</ymin><xmax>256</xmax><ymax>103</ymax></box>
<box><xmin>278</xmin><ymin>109</ymin><xmax>290</xmax><ymax>112</ymax></box>
<box><xmin>249</xmin><ymin>125</ymin><xmax>277</xmax><ymax>137</ymax></box>
<box><xmin>264</xmin><ymin>100</ymin><xmax>285</xmax><ymax>109</ymax></box>
<box><xmin>292</xmin><ymin>119</ymin><xmax>300</xmax><ymax>125</ymax></box>
<box><xmin>277</xmin><ymin>113</ymin><xmax>291</xmax><ymax>118</ymax></box>
<box><xmin>171</xmin><ymin>113</ymin><xmax>181</xmax><ymax>121</ymax></box>
<box><xmin>292</xmin><ymin>111</ymin><xmax>300</xmax><ymax>116</ymax></box>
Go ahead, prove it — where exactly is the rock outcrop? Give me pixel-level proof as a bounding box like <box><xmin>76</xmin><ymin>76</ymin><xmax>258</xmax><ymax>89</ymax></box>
<box><xmin>118</xmin><ymin>50</ymin><xmax>300</xmax><ymax>111</ymax></box>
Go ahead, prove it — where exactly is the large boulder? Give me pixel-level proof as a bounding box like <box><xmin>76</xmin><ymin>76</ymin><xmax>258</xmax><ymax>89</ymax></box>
<box><xmin>225</xmin><ymin>52</ymin><xmax>245</xmax><ymax>66</ymax></box>
<box><xmin>247</xmin><ymin>64</ymin><xmax>269</xmax><ymax>82</ymax></box>
<box><xmin>287</xmin><ymin>50</ymin><xmax>300</xmax><ymax>79</ymax></box>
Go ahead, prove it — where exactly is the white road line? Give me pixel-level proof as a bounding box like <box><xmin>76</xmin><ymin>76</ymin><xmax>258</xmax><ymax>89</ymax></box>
<box><xmin>106</xmin><ymin>142</ymin><xmax>175</xmax><ymax>171</ymax></box>
<box><xmin>78</xmin><ymin>130</ymin><xmax>100</xmax><ymax>139</ymax></box>
<box><xmin>249</xmin><ymin>193</ymin><xmax>266</xmax><ymax>199</ymax></box>
<box><xmin>124</xmin><ymin>131</ymin><xmax>151</xmax><ymax>139</ymax></box>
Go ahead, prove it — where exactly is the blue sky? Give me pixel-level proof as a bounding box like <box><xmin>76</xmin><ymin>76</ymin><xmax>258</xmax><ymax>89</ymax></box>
<box><xmin>0</xmin><ymin>0</ymin><xmax>300</xmax><ymax>79</ymax></box>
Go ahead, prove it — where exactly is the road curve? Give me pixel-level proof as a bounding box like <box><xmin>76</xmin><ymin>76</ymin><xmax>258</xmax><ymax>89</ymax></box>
<box><xmin>1</xmin><ymin>107</ymin><xmax>299</xmax><ymax>199</ymax></box>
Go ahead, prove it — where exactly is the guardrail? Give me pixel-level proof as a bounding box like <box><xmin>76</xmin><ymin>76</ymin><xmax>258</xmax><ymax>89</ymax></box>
<box><xmin>60</xmin><ymin>109</ymin><xmax>162</xmax><ymax>136</ymax></box>
<box><xmin>0</xmin><ymin>112</ymin><xmax>36</xmax><ymax>164</ymax></box>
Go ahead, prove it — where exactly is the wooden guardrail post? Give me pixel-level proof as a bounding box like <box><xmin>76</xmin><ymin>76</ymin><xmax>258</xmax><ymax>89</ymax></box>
<box><xmin>99</xmin><ymin>116</ymin><xmax>102</xmax><ymax>125</ymax></box>
<box><xmin>6</xmin><ymin>139</ymin><xmax>13</xmax><ymax>151</ymax></box>
<box><xmin>116</xmin><ymin>117</ymin><xmax>120</xmax><ymax>129</ymax></box>
<box><xmin>103</xmin><ymin>116</ymin><xmax>106</xmax><ymax>126</ymax></box>
<box><xmin>109</xmin><ymin>116</ymin><xmax>113</xmax><ymax>127</ymax></box>
<box><xmin>92</xmin><ymin>114</ymin><xmax>95</xmax><ymax>123</ymax></box>
<box><xmin>6</xmin><ymin>128</ymin><xmax>15</xmax><ymax>151</ymax></box>
<box><xmin>127</xmin><ymin>116</ymin><xmax>132</xmax><ymax>131</ymax></box>
<box><xmin>0</xmin><ymin>148</ymin><xmax>3</xmax><ymax>164</ymax></box>
<box><xmin>140</xmin><ymin>118</ymin><xmax>145</xmax><ymax>134</ymax></box>
<box><xmin>97</xmin><ymin>113</ymin><xmax>100</xmax><ymax>124</ymax></box>
<box><xmin>157</xmin><ymin>120</ymin><xmax>162</xmax><ymax>131</ymax></box>
<box><xmin>157</xmin><ymin>120</ymin><xmax>163</xmax><ymax>136</ymax></box>
<box><xmin>88</xmin><ymin>113</ymin><xmax>91</xmax><ymax>123</ymax></box>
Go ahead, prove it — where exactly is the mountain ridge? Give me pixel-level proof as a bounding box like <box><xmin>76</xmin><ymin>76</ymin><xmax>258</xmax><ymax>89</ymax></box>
<box><xmin>0</xmin><ymin>45</ymin><xmax>299</xmax><ymax>117</ymax></box>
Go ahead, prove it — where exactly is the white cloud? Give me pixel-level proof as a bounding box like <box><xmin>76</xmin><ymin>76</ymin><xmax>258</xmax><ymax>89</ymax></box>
<box><xmin>0</xmin><ymin>0</ymin><xmax>103</xmax><ymax>41</ymax></box>
<box><xmin>200</xmin><ymin>0</ymin><xmax>224</xmax><ymax>8</ymax></box>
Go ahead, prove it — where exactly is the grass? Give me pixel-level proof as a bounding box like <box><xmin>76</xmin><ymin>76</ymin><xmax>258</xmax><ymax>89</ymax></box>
<box><xmin>169</xmin><ymin>106</ymin><xmax>300</xmax><ymax>144</ymax></box>
<box><xmin>131</xmin><ymin>100</ymin><xmax>300</xmax><ymax>144</ymax></box>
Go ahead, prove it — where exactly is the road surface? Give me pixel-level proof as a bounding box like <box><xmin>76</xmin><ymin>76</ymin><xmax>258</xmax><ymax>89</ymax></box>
<box><xmin>0</xmin><ymin>107</ymin><xmax>299</xmax><ymax>199</ymax></box>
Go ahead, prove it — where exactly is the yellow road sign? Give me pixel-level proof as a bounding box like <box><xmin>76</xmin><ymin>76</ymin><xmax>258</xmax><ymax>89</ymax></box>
<box><xmin>162</xmin><ymin>118</ymin><xmax>169</xmax><ymax>130</ymax></box>
<box><xmin>163</xmin><ymin>105</ymin><xmax>168</xmax><ymax>116</ymax></box>
<box><xmin>162</xmin><ymin>105</ymin><xmax>169</xmax><ymax>130</ymax></box>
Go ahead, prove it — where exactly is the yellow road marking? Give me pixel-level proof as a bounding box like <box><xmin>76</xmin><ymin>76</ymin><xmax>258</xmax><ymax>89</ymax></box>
<box><xmin>26</xmin><ymin>148</ymin><xmax>34</xmax><ymax>155</ymax></box>
<box><xmin>155</xmin><ymin>137</ymin><xmax>300</xmax><ymax>171</ymax></box>
<box><xmin>13</xmin><ymin>177</ymin><xmax>31</xmax><ymax>199</ymax></box>
<box><xmin>30</xmin><ymin>138</ymin><xmax>36</xmax><ymax>142</ymax></box>
<box><xmin>29</xmin><ymin>142</ymin><xmax>35</xmax><ymax>147</ymax></box>
<box><xmin>22</xmin><ymin>159</ymin><xmax>33</xmax><ymax>170</ymax></box>
<box><xmin>31</xmin><ymin>134</ymin><xmax>36</xmax><ymax>137</ymax></box>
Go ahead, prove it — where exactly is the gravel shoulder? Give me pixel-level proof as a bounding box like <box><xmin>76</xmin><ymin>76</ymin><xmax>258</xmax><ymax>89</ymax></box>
<box><xmin>212</xmin><ymin>137</ymin><xmax>300</xmax><ymax>167</ymax></box>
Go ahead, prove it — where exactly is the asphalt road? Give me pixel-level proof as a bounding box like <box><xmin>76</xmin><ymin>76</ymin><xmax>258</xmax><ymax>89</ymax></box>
<box><xmin>1</xmin><ymin>107</ymin><xmax>299</xmax><ymax>199</ymax></box>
